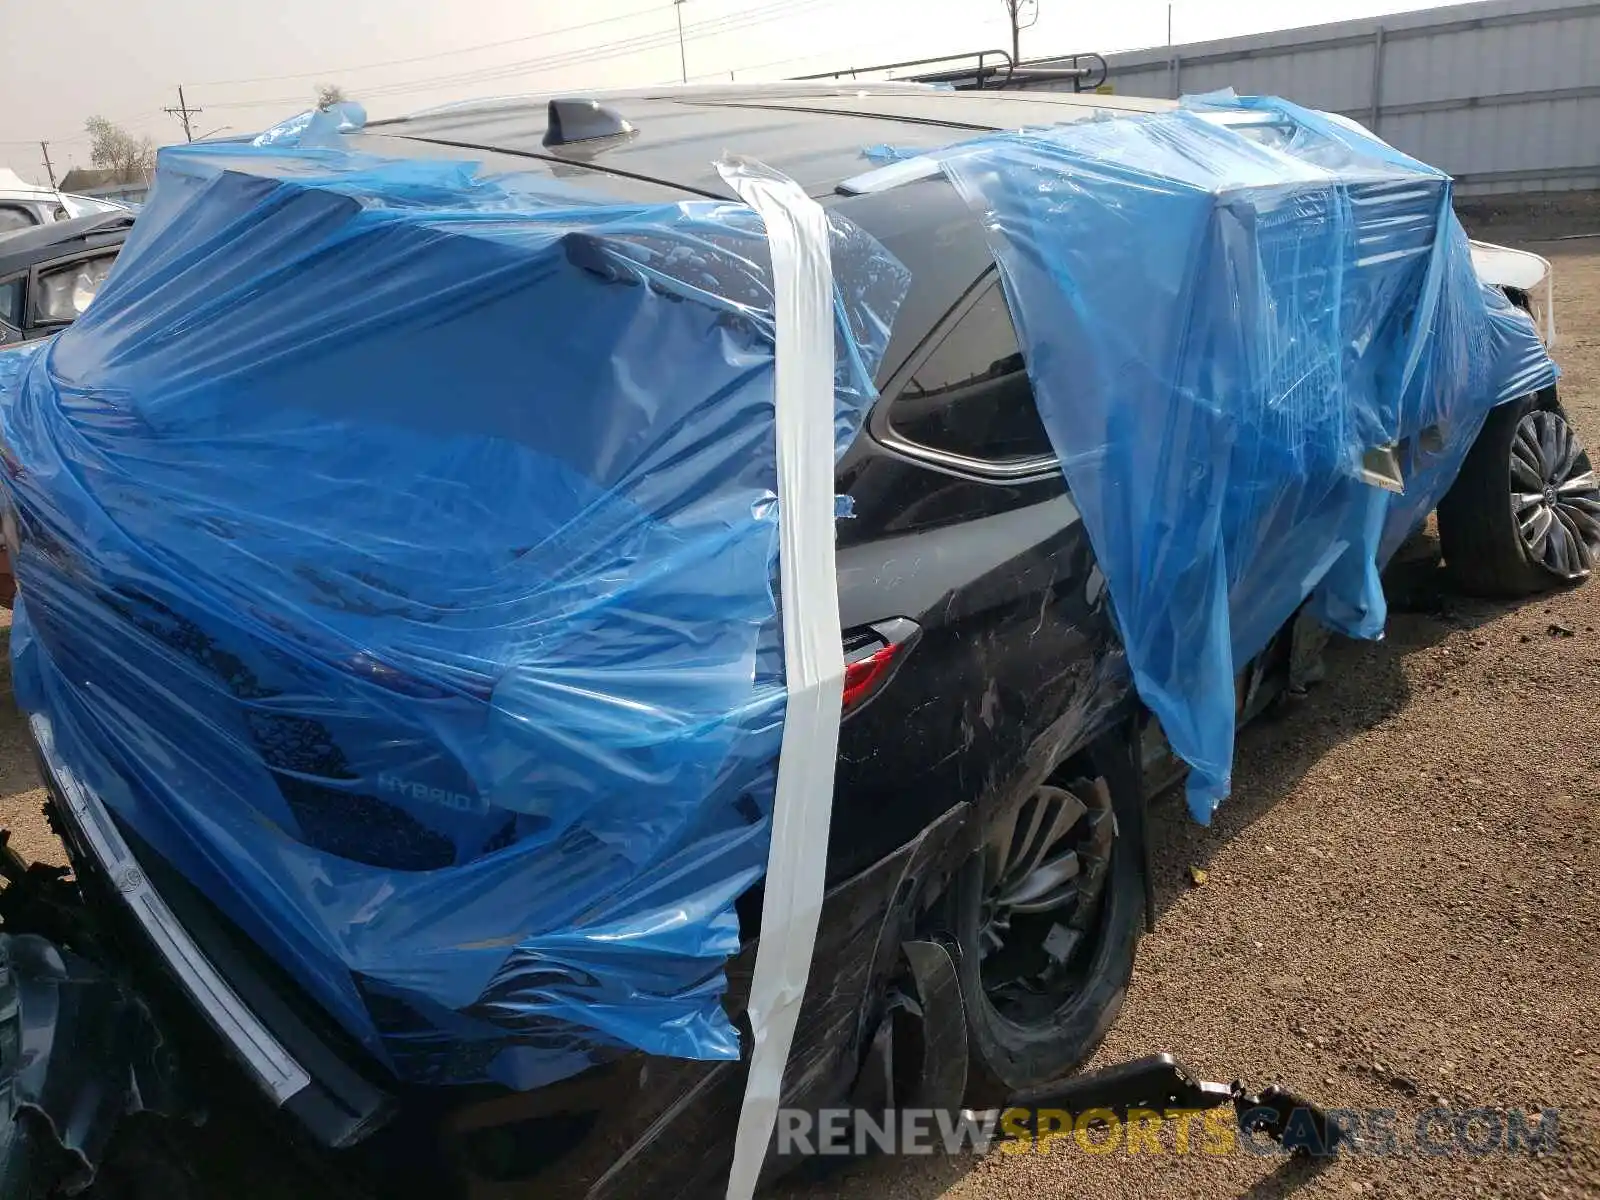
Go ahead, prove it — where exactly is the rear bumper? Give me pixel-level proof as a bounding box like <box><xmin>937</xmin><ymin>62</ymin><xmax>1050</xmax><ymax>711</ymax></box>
<box><xmin>29</xmin><ymin>714</ymin><xmax>310</xmax><ymax>1104</ymax></box>
<box><xmin>23</xmin><ymin>713</ymin><xmax>394</xmax><ymax>1153</ymax></box>
<box><xmin>16</xmin><ymin>712</ymin><xmax>801</xmax><ymax>1197</ymax></box>
<box><xmin>15</xmin><ymin>710</ymin><xmax>975</xmax><ymax>1197</ymax></box>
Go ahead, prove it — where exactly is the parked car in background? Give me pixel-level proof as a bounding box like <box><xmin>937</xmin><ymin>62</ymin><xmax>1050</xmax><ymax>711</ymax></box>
<box><xmin>0</xmin><ymin>168</ymin><xmax>133</xmax><ymax>236</ymax></box>
<box><xmin>0</xmin><ymin>209</ymin><xmax>134</xmax><ymax>606</ymax></box>
<box><xmin>0</xmin><ymin>210</ymin><xmax>132</xmax><ymax>347</ymax></box>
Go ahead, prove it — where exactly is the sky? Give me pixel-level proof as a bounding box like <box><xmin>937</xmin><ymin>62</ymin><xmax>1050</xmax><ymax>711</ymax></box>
<box><xmin>1</xmin><ymin>0</ymin><xmax>1473</xmax><ymax>183</ymax></box>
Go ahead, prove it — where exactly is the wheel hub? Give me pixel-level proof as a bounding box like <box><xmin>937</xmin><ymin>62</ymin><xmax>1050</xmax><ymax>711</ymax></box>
<box><xmin>1511</xmin><ymin>409</ymin><xmax>1600</xmax><ymax>582</ymax></box>
<box><xmin>977</xmin><ymin>778</ymin><xmax>1115</xmax><ymax>998</ymax></box>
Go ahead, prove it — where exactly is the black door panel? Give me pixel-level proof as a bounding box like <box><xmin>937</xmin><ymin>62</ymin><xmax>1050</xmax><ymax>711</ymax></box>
<box><xmin>828</xmin><ymin>266</ymin><xmax>1129</xmax><ymax>883</ymax></box>
<box><xmin>831</xmin><ymin>488</ymin><xmax>1126</xmax><ymax>879</ymax></box>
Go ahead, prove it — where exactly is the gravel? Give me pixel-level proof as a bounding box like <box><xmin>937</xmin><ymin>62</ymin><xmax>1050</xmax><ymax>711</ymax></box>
<box><xmin>0</xmin><ymin>230</ymin><xmax>1596</xmax><ymax>1200</ymax></box>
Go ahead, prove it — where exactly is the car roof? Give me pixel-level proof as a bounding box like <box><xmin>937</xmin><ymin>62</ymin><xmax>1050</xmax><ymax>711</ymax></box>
<box><xmin>0</xmin><ymin>210</ymin><xmax>134</xmax><ymax>279</ymax></box>
<box><xmin>360</xmin><ymin>83</ymin><xmax>1175</xmax><ymax>381</ymax></box>
<box><xmin>365</xmin><ymin>83</ymin><xmax>1174</xmax><ymax>201</ymax></box>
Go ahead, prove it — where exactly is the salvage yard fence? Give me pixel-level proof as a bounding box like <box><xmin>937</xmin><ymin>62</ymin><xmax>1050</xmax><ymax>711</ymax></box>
<box><xmin>1024</xmin><ymin>0</ymin><xmax>1600</xmax><ymax>196</ymax></box>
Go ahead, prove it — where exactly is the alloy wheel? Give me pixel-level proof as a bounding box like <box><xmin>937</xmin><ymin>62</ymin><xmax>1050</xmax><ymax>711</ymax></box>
<box><xmin>1512</xmin><ymin>409</ymin><xmax>1600</xmax><ymax>582</ymax></box>
<box><xmin>976</xmin><ymin>778</ymin><xmax>1115</xmax><ymax>1016</ymax></box>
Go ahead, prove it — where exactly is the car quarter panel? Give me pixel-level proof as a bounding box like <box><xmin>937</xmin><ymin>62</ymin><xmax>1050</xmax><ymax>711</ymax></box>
<box><xmin>829</xmin><ymin>446</ymin><xmax>1132</xmax><ymax>884</ymax></box>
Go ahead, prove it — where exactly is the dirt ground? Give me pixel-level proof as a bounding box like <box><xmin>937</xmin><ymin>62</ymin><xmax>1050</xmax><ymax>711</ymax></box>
<box><xmin>0</xmin><ymin>209</ymin><xmax>1596</xmax><ymax>1200</ymax></box>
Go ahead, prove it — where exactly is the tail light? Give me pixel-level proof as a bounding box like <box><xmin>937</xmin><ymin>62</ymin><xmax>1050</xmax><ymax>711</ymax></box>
<box><xmin>842</xmin><ymin>644</ymin><xmax>900</xmax><ymax>711</ymax></box>
<box><xmin>840</xmin><ymin>617</ymin><xmax>919</xmax><ymax>718</ymax></box>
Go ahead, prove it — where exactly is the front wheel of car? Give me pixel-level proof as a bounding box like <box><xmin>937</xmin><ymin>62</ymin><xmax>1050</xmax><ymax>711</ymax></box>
<box><xmin>1438</xmin><ymin>390</ymin><xmax>1600</xmax><ymax>597</ymax></box>
<box><xmin>950</xmin><ymin>737</ymin><xmax>1146</xmax><ymax>1103</ymax></box>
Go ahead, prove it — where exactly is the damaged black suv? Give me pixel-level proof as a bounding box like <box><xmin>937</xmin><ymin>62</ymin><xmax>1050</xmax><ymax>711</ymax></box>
<box><xmin>0</xmin><ymin>82</ymin><xmax>1593</xmax><ymax>1200</ymax></box>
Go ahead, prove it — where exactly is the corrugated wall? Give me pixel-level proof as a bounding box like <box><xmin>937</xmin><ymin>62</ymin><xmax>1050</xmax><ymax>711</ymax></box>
<box><xmin>1030</xmin><ymin>0</ymin><xmax>1600</xmax><ymax>194</ymax></box>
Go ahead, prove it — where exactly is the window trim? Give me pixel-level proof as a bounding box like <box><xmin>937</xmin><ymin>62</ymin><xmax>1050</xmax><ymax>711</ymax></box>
<box><xmin>869</xmin><ymin>267</ymin><xmax>1061</xmax><ymax>485</ymax></box>
<box><xmin>25</xmin><ymin>247</ymin><xmax>119</xmax><ymax>331</ymax></box>
<box><xmin>0</xmin><ymin>203</ymin><xmax>41</xmax><ymax>235</ymax></box>
<box><xmin>0</xmin><ymin>271</ymin><xmax>24</xmax><ymax>337</ymax></box>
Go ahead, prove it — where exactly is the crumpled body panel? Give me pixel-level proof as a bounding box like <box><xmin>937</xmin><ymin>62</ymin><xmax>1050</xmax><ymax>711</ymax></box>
<box><xmin>0</xmin><ymin>138</ymin><xmax>906</xmax><ymax>1088</ymax></box>
<box><xmin>935</xmin><ymin>95</ymin><xmax>1557</xmax><ymax>818</ymax></box>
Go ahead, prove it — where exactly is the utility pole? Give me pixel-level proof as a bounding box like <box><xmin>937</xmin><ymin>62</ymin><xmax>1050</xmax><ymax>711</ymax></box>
<box><xmin>674</xmin><ymin>0</ymin><xmax>688</xmax><ymax>84</ymax></box>
<box><xmin>39</xmin><ymin>141</ymin><xmax>57</xmax><ymax>189</ymax></box>
<box><xmin>164</xmin><ymin>86</ymin><xmax>202</xmax><ymax>142</ymax></box>
<box><xmin>1168</xmin><ymin>3</ymin><xmax>1174</xmax><ymax>47</ymax></box>
<box><xmin>1003</xmin><ymin>0</ymin><xmax>1039</xmax><ymax>67</ymax></box>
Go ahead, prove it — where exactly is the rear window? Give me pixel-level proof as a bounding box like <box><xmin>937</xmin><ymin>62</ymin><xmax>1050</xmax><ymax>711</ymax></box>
<box><xmin>35</xmin><ymin>252</ymin><xmax>117</xmax><ymax>323</ymax></box>
<box><xmin>887</xmin><ymin>279</ymin><xmax>1054</xmax><ymax>464</ymax></box>
<box><xmin>0</xmin><ymin>205</ymin><xmax>38</xmax><ymax>235</ymax></box>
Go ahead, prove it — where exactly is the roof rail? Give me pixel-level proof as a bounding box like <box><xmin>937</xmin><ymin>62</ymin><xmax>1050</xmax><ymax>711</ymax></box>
<box><xmin>793</xmin><ymin>49</ymin><xmax>1108</xmax><ymax>93</ymax></box>
<box><xmin>795</xmin><ymin>49</ymin><xmax>1018</xmax><ymax>89</ymax></box>
<box><xmin>1012</xmin><ymin>53</ymin><xmax>1110</xmax><ymax>92</ymax></box>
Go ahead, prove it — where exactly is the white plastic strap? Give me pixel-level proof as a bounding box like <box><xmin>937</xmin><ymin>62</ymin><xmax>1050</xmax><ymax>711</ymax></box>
<box><xmin>1543</xmin><ymin>269</ymin><xmax>1558</xmax><ymax>350</ymax></box>
<box><xmin>716</xmin><ymin>157</ymin><xmax>844</xmax><ymax>1200</ymax></box>
<box><xmin>836</xmin><ymin>154</ymin><xmax>945</xmax><ymax>196</ymax></box>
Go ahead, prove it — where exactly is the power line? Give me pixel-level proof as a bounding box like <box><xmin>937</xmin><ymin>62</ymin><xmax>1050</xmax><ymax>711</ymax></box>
<box><xmin>8</xmin><ymin>0</ymin><xmax>992</xmax><ymax>169</ymax></box>
<box><xmin>6</xmin><ymin>0</ymin><xmax>997</xmax><ymax>167</ymax></box>
<box><xmin>687</xmin><ymin>7</ymin><xmax>1016</xmax><ymax>82</ymax></box>
<box><xmin>196</xmin><ymin>0</ymin><xmax>839</xmax><ymax>113</ymax></box>
<box><xmin>366</xmin><ymin>0</ymin><xmax>838</xmax><ymax>95</ymax></box>
<box><xmin>192</xmin><ymin>3</ymin><xmax>677</xmax><ymax>88</ymax></box>
<box><xmin>355</xmin><ymin>0</ymin><xmax>1001</xmax><ymax>102</ymax></box>
<box><xmin>1</xmin><ymin>123</ymin><xmax>144</xmax><ymax>148</ymax></box>
<box><xmin>3</xmin><ymin>102</ymin><xmax>169</xmax><ymax>149</ymax></box>
<box><xmin>198</xmin><ymin>3</ymin><xmax>783</xmax><ymax>110</ymax></box>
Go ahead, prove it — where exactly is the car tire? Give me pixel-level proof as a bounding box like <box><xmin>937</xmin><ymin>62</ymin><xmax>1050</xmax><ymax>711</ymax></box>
<box><xmin>0</xmin><ymin>1112</ymin><xmax>75</xmax><ymax>1200</ymax></box>
<box><xmin>949</xmin><ymin>735</ymin><xmax>1145</xmax><ymax>1104</ymax></box>
<box><xmin>1438</xmin><ymin>389</ymin><xmax>1600</xmax><ymax>597</ymax></box>
<box><xmin>88</xmin><ymin>1119</ymin><xmax>200</xmax><ymax>1200</ymax></box>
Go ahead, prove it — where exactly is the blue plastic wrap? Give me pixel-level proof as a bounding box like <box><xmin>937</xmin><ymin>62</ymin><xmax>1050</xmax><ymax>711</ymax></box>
<box><xmin>0</xmin><ymin>90</ymin><xmax>1563</xmax><ymax>1095</ymax></box>
<box><xmin>935</xmin><ymin>95</ymin><xmax>1557</xmax><ymax>818</ymax></box>
<box><xmin>251</xmin><ymin>99</ymin><xmax>368</xmax><ymax>148</ymax></box>
<box><xmin>860</xmin><ymin>145</ymin><xmax>923</xmax><ymax>165</ymax></box>
<box><xmin>0</xmin><ymin>137</ymin><xmax>907</xmax><ymax>1088</ymax></box>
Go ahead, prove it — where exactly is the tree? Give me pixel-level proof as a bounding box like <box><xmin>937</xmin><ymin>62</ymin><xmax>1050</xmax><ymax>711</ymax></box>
<box><xmin>1001</xmin><ymin>0</ymin><xmax>1039</xmax><ymax>65</ymax></box>
<box><xmin>316</xmin><ymin>83</ymin><xmax>349</xmax><ymax>111</ymax></box>
<box><xmin>84</xmin><ymin>116</ymin><xmax>156</xmax><ymax>175</ymax></box>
